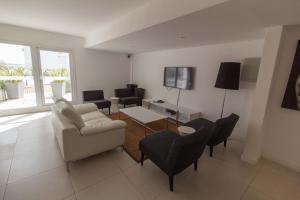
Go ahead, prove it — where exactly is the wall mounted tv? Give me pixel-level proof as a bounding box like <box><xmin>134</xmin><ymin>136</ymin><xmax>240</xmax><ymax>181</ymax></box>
<box><xmin>163</xmin><ymin>67</ymin><xmax>194</xmax><ymax>90</ymax></box>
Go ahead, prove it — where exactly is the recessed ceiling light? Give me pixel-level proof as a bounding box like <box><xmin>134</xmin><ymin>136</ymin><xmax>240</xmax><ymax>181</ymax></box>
<box><xmin>179</xmin><ymin>36</ymin><xmax>186</xmax><ymax>39</ymax></box>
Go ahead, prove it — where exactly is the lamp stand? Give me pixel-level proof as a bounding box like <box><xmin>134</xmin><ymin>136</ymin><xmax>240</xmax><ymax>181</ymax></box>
<box><xmin>220</xmin><ymin>89</ymin><xmax>227</xmax><ymax>118</ymax></box>
<box><xmin>176</xmin><ymin>88</ymin><xmax>182</xmax><ymax>125</ymax></box>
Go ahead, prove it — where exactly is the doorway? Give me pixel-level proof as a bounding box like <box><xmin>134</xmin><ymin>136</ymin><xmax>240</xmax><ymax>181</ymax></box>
<box><xmin>0</xmin><ymin>42</ymin><xmax>75</xmax><ymax>115</ymax></box>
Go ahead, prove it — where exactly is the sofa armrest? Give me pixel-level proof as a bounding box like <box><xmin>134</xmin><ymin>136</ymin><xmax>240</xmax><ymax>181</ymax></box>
<box><xmin>73</xmin><ymin>103</ymin><xmax>98</xmax><ymax>115</ymax></box>
<box><xmin>80</xmin><ymin>120</ymin><xmax>126</xmax><ymax>136</ymax></box>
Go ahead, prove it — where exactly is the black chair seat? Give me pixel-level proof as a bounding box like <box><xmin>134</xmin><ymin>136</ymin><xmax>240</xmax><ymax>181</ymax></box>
<box><xmin>90</xmin><ymin>99</ymin><xmax>111</xmax><ymax>109</ymax></box>
<box><xmin>119</xmin><ymin>96</ymin><xmax>140</xmax><ymax>105</ymax></box>
<box><xmin>140</xmin><ymin>131</ymin><xmax>180</xmax><ymax>172</ymax></box>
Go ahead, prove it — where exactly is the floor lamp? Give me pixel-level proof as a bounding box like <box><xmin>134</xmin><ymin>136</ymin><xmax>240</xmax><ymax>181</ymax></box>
<box><xmin>215</xmin><ymin>62</ymin><xmax>240</xmax><ymax>118</ymax></box>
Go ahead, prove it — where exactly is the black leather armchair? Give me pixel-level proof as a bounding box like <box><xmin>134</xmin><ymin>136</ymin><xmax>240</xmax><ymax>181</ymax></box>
<box><xmin>185</xmin><ymin>113</ymin><xmax>239</xmax><ymax>157</ymax></box>
<box><xmin>115</xmin><ymin>85</ymin><xmax>145</xmax><ymax>107</ymax></box>
<box><xmin>82</xmin><ymin>90</ymin><xmax>111</xmax><ymax>114</ymax></box>
<box><xmin>139</xmin><ymin>129</ymin><xmax>210</xmax><ymax>191</ymax></box>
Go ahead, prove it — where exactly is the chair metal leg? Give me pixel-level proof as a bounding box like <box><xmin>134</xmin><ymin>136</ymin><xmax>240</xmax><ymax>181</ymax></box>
<box><xmin>209</xmin><ymin>146</ymin><xmax>214</xmax><ymax>157</ymax></box>
<box><xmin>194</xmin><ymin>160</ymin><xmax>198</xmax><ymax>171</ymax></box>
<box><xmin>169</xmin><ymin>176</ymin><xmax>174</xmax><ymax>192</ymax></box>
<box><xmin>224</xmin><ymin>139</ymin><xmax>227</xmax><ymax>148</ymax></box>
<box><xmin>140</xmin><ymin>153</ymin><xmax>144</xmax><ymax>166</ymax></box>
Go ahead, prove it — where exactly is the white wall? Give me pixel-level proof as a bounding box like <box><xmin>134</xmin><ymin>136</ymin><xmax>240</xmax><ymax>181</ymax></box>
<box><xmin>0</xmin><ymin>23</ymin><xmax>130</xmax><ymax>104</ymax></box>
<box><xmin>132</xmin><ymin>40</ymin><xmax>264</xmax><ymax>139</ymax></box>
<box><xmin>262</xmin><ymin>25</ymin><xmax>300</xmax><ymax>171</ymax></box>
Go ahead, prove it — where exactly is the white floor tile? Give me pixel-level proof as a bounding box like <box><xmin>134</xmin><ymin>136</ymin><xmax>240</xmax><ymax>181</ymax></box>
<box><xmin>0</xmin><ymin>185</ymin><xmax>5</xmax><ymax>200</ymax></box>
<box><xmin>157</xmin><ymin>158</ymin><xmax>253</xmax><ymax>200</ymax></box>
<box><xmin>0</xmin><ymin>144</ymin><xmax>15</xmax><ymax>161</ymax></box>
<box><xmin>123</xmin><ymin>161</ymin><xmax>191</xmax><ymax>200</ymax></box>
<box><xmin>0</xmin><ymin>130</ymin><xmax>18</xmax><ymax>146</ymax></box>
<box><xmin>69</xmin><ymin>153</ymin><xmax>121</xmax><ymax>191</ymax></box>
<box><xmin>8</xmin><ymin>148</ymin><xmax>64</xmax><ymax>183</ymax></box>
<box><xmin>4</xmin><ymin>166</ymin><xmax>74</xmax><ymax>200</ymax></box>
<box><xmin>103</xmin><ymin>149</ymin><xmax>137</xmax><ymax>171</ymax></box>
<box><xmin>0</xmin><ymin>124</ymin><xmax>24</xmax><ymax>134</ymax></box>
<box><xmin>17</xmin><ymin>125</ymin><xmax>53</xmax><ymax>142</ymax></box>
<box><xmin>0</xmin><ymin>159</ymin><xmax>11</xmax><ymax>186</ymax></box>
<box><xmin>63</xmin><ymin>195</ymin><xmax>76</xmax><ymax>200</ymax></box>
<box><xmin>242</xmin><ymin>187</ymin><xmax>275</xmax><ymax>200</ymax></box>
<box><xmin>251</xmin><ymin>161</ymin><xmax>300</xmax><ymax>200</ymax></box>
<box><xmin>77</xmin><ymin>173</ymin><xmax>143</xmax><ymax>200</ymax></box>
<box><xmin>14</xmin><ymin>136</ymin><xmax>57</xmax><ymax>156</ymax></box>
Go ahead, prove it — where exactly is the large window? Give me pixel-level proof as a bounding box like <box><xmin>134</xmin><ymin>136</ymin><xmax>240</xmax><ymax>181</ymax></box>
<box><xmin>39</xmin><ymin>50</ymin><xmax>73</xmax><ymax>104</ymax></box>
<box><xmin>0</xmin><ymin>43</ymin><xmax>37</xmax><ymax>110</ymax></box>
<box><xmin>0</xmin><ymin>42</ymin><xmax>75</xmax><ymax>114</ymax></box>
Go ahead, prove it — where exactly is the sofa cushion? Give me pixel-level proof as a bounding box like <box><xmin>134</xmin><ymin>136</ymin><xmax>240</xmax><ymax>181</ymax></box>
<box><xmin>81</xmin><ymin>111</ymin><xmax>107</xmax><ymax>122</ymax></box>
<box><xmin>73</xmin><ymin>103</ymin><xmax>98</xmax><ymax>115</ymax></box>
<box><xmin>84</xmin><ymin>117</ymin><xmax>112</xmax><ymax>126</ymax></box>
<box><xmin>56</xmin><ymin>101</ymin><xmax>85</xmax><ymax>129</ymax></box>
<box><xmin>80</xmin><ymin>120</ymin><xmax>126</xmax><ymax>136</ymax></box>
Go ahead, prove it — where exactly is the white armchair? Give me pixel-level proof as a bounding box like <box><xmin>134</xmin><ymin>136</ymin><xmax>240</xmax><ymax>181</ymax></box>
<box><xmin>51</xmin><ymin>100</ymin><xmax>126</xmax><ymax>171</ymax></box>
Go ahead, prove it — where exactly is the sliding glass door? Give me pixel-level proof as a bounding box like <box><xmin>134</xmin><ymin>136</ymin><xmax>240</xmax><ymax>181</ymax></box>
<box><xmin>39</xmin><ymin>50</ymin><xmax>73</xmax><ymax>104</ymax></box>
<box><xmin>0</xmin><ymin>42</ymin><xmax>75</xmax><ymax>115</ymax></box>
<box><xmin>0</xmin><ymin>43</ymin><xmax>37</xmax><ymax>112</ymax></box>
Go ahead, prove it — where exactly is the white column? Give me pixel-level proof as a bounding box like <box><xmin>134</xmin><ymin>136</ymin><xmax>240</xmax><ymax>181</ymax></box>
<box><xmin>242</xmin><ymin>26</ymin><xmax>283</xmax><ymax>164</ymax></box>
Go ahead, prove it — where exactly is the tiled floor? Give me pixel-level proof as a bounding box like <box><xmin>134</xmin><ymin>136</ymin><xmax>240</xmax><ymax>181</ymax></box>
<box><xmin>0</xmin><ymin>112</ymin><xmax>300</xmax><ymax>200</ymax></box>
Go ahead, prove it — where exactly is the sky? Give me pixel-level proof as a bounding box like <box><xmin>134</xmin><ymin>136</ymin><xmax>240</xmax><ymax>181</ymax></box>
<box><xmin>0</xmin><ymin>43</ymin><xmax>70</xmax><ymax>69</ymax></box>
<box><xmin>0</xmin><ymin>43</ymin><xmax>26</xmax><ymax>65</ymax></box>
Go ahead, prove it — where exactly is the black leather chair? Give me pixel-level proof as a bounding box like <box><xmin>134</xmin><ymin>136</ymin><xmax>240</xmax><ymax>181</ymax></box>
<box><xmin>139</xmin><ymin>129</ymin><xmax>210</xmax><ymax>191</ymax></box>
<box><xmin>127</xmin><ymin>84</ymin><xmax>138</xmax><ymax>94</ymax></box>
<box><xmin>115</xmin><ymin>85</ymin><xmax>145</xmax><ymax>108</ymax></box>
<box><xmin>82</xmin><ymin>90</ymin><xmax>111</xmax><ymax>114</ymax></box>
<box><xmin>185</xmin><ymin>113</ymin><xmax>239</xmax><ymax>157</ymax></box>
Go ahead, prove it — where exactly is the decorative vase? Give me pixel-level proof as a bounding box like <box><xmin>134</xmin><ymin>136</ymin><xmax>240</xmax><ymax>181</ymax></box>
<box><xmin>4</xmin><ymin>81</ymin><xmax>24</xmax><ymax>99</ymax></box>
<box><xmin>51</xmin><ymin>81</ymin><xmax>66</xmax><ymax>99</ymax></box>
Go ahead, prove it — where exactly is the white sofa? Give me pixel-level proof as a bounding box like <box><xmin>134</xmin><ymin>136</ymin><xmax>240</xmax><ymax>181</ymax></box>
<box><xmin>51</xmin><ymin>99</ymin><xmax>126</xmax><ymax>171</ymax></box>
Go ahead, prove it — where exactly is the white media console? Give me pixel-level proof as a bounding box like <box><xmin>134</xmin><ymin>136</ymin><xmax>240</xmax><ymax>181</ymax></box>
<box><xmin>142</xmin><ymin>99</ymin><xmax>201</xmax><ymax>123</ymax></box>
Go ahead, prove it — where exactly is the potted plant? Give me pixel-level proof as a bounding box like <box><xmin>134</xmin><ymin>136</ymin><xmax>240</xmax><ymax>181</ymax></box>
<box><xmin>48</xmin><ymin>68</ymin><xmax>68</xmax><ymax>99</ymax></box>
<box><xmin>4</xmin><ymin>80</ymin><xmax>24</xmax><ymax>99</ymax></box>
<box><xmin>0</xmin><ymin>80</ymin><xmax>6</xmax><ymax>101</ymax></box>
<box><xmin>51</xmin><ymin>80</ymin><xmax>66</xmax><ymax>98</ymax></box>
<box><xmin>3</xmin><ymin>67</ymin><xmax>25</xmax><ymax>99</ymax></box>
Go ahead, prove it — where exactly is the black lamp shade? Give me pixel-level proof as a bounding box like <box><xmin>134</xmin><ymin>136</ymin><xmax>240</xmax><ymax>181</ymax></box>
<box><xmin>215</xmin><ymin>62</ymin><xmax>240</xmax><ymax>90</ymax></box>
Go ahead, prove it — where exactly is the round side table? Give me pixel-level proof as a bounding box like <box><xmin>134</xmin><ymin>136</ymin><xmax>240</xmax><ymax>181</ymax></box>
<box><xmin>110</xmin><ymin>97</ymin><xmax>119</xmax><ymax>113</ymax></box>
<box><xmin>177</xmin><ymin>126</ymin><xmax>196</xmax><ymax>136</ymax></box>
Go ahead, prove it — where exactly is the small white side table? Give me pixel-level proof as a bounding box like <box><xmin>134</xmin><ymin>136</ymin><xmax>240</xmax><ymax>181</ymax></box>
<box><xmin>178</xmin><ymin>126</ymin><xmax>196</xmax><ymax>136</ymax></box>
<box><xmin>142</xmin><ymin>99</ymin><xmax>152</xmax><ymax>109</ymax></box>
<box><xmin>110</xmin><ymin>97</ymin><xmax>119</xmax><ymax>113</ymax></box>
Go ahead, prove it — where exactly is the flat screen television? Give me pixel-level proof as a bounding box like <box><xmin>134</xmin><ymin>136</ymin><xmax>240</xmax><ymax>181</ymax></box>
<box><xmin>163</xmin><ymin>67</ymin><xmax>194</xmax><ymax>89</ymax></box>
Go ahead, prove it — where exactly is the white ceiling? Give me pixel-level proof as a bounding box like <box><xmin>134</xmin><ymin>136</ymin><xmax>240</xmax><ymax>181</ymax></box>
<box><xmin>0</xmin><ymin>0</ymin><xmax>150</xmax><ymax>36</ymax></box>
<box><xmin>91</xmin><ymin>0</ymin><xmax>300</xmax><ymax>53</ymax></box>
<box><xmin>1</xmin><ymin>0</ymin><xmax>300</xmax><ymax>53</ymax></box>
